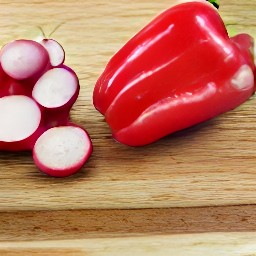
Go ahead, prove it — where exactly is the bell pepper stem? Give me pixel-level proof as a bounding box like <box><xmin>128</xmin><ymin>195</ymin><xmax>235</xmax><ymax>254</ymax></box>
<box><xmin>206</xmin><ymin>0</ymin><xmax>220</xmax><ymax>9</ymax></box>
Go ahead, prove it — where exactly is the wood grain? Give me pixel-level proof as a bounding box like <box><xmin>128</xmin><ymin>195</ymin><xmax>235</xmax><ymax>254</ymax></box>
<box><xmin>0</xmin><ymin>205</ymin><xmax>256</xmax><ymax>242</ymax></box>
<box><xmin>0</xmin><ymin>0</ymin><xmax>255</xmax><ymax>211</ymax></box>
<box><xmin>1</xmin><ymin>233</ymin><xmax>256</xmax><ymax>255</ymax></box>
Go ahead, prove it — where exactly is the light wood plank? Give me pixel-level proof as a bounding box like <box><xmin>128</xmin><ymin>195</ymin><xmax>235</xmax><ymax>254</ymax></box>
<box><xmin>1</xmin><ymin>233</ymin><xmax>256</xmax><ymax>255</ymax></box>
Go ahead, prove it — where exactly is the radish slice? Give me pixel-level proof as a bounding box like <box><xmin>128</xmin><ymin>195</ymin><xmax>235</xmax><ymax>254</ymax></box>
<box><xmin>0</xmin><ymin>95</ymin><xmax>41</xmax><ymax>142</ymax></box>
<box><xmin>33</xmin><ymin>126</ymin><xmax>93</xmax><ymax>177</ymax></box>
<box><xmin>32</xmin><ymin>67</ymin><xmax>79</xmax><ymax>109</ymax></box>
<box><xmin>0</xmin><ymin>40</ymin><xmax>49</xmax><ymax>80</ymax></box>
<box><xmin>40</xmin><ymin>39</ymin><xmax>65</xmax><ymax>67</ymax></box>
<box><xmin>32</xmin><ymin>67</ymin><xmax>79</xmax><ymax>128</ymax></box>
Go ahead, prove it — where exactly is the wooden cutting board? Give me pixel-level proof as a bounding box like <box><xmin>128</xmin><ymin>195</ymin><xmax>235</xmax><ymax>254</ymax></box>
<box><xmin>0</xmin><ymin>0</ymin><xmax>255</xmax><ymax>211</ymax></box>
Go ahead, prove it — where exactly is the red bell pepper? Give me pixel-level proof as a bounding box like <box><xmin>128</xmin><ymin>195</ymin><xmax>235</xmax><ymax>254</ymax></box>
<box><xmin>93</xmin><ymin>0</ymin><xmax>255</xmax><ymax>146</ymax></box>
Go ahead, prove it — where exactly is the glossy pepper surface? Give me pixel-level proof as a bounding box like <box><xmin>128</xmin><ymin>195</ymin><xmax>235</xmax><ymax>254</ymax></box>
<box><xmin>93</xmin><ymin>1</ymin><xmax>255</xmax><ymax>146</ymax></box>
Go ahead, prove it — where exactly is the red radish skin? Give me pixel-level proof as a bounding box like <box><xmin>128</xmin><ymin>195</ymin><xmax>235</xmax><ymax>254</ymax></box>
<box><xmin>33</xmin><ymin>126</ymin><xmax>93</xmax><ymax>177</ymax></box>
<box><xmin>0</xmin><ymin>65</ymin><xmax>29</xmax><ymax>97</ymax></box>
<box><xmin>41</xmin><ymin>110</ymin><xmax>71</xmax><ymax>129</ymax></box>
<box><xmin>0</xmin><ymin>39</ymin><xmax>50</xmax><ymax>81</ymax></box>
<box><xmin>32</xmin><ymin>67</ymin><xmax>79</xmax><ymax>128</ymax></box>
<box><xmin>0</xmin><ymin>95</ymin><xmax>43</xmax><ymax>151</ymax></box>
<box><xmin>0</xmin><ymin>78</ymin><xmax>26</xmax><ymax>97</ymax></box>
<box><xmin>40</xmin><ymin>39</ymin><xmax>65</xmax><ymax>67</ymax></box>
<box><xmin>0</xmin><ymin>64</ymin><xmax>5</xmax><ymax>83</ymax></box>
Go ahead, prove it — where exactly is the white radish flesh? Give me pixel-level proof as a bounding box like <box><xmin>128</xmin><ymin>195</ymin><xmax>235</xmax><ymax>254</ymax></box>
<box><xmin>33</xmin><ymin>126</ymin><xmax>93</xmax><ymax>177</ymax></box>
<box><xmin>0</xmin><ymin>40</ymin><xmax>49</xmax><ymax>80</ymax></box>
<box><xmin>40</xmin><ymin>39</ymin><xmax>65</xmax><ymax>67</ymax></box>
<box><xmin>32</xmin><ymin>67</ymin><xmax>79</xmax><ymax>109</ymax></box>
<box><xmin>0</xmin><ymin>95</ymin><xmax>41</xmax><ymax>142</ymax></box>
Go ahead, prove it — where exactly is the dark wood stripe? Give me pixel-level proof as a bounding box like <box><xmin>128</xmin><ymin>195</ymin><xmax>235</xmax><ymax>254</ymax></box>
<box><xmin>0</xmin><ymin>205</ymin><xmax>255</xmax><ymax>241</ymax></box>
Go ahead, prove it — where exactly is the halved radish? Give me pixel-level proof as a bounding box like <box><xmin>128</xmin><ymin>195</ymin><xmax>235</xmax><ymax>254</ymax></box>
<box><xmin>0</xmin><ymin>39</ymin><xmax>50</xmax><ymax>80</ymax></box>
<box><xmin>33</xmin><ymin>126</ymin><xmax>93</xmax><ymax>177</ymax></box>
<box><xmin>32</xmin><ymin>67</ymin><xmax>79</xmax><ymax>109</ymax></box>
<box><xmin>32</xmin><ymin>67</ymin><xmax>79</xmax><ymax>127</ymax></box>
<box><xmin>0</xmin><ymin>95</ymin><xmax>43</xmax><ymax>151</ymax></box>
<box><xmin>40</xmin><ymin>39</ymin><xmax>65</xmax><ymax>67</ymax></box>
